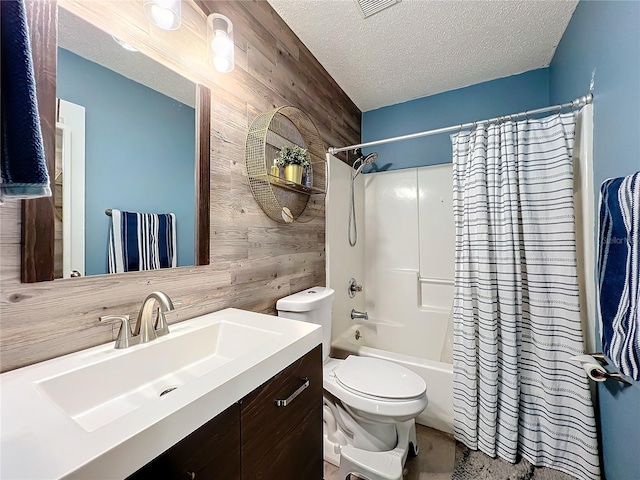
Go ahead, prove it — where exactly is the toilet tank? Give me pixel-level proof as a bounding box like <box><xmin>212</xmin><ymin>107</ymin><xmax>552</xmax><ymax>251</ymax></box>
<box><xmin>276</xmin><ymin>287</ymin><xmax>335</xmax><ymax>361</ymax></box>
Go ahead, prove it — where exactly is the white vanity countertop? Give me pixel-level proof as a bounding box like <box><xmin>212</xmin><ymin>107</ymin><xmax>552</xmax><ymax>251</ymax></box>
<box><xmin>0</xmin><ymin>308</ymin><xmax>322</xmax><ymax>479</ymax></box>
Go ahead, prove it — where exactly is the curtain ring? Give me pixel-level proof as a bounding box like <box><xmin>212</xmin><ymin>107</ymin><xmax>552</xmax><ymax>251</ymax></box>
<box><xmin>453</xmin><ymin>123</ymin><xmax>464</xmax><ymax>147</ymax></box>
<box><xmin>570</xmin><ymin>99</ymin><xmax>578</xmax><ymax>115</ymax></box>
<box><xmin>467</xmin><ymin>121</ymin><xmax>477</xmax><ymax>138</ymax></box>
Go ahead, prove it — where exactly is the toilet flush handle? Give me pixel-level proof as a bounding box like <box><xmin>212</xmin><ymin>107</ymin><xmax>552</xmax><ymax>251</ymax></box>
<box><xmin>275</xmin><ymin>377</ymin><xmax>310</xmax><ymax>407</ymax></box>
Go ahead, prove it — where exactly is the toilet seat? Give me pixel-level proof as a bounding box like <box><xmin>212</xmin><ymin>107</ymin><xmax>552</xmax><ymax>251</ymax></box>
<box><xmin>334</xmin><ymin>356</ymin><xmax>426</xmax><ymax>400</ymax></box>
<box><xmin>323</xmin><ymin>357</ymin><xmax>428</xmax><ymax>423</ymax></box>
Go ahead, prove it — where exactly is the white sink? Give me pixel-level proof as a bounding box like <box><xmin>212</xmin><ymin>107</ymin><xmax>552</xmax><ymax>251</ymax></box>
<box><xmin>36</xmin><ymin>321</ymin><xmax>280</xmax><ymax>432</ymax></box>
<box><xmin>1</xmin><ymin>308</ymin><xmax>322</xmax><ymax>480</ymax></box>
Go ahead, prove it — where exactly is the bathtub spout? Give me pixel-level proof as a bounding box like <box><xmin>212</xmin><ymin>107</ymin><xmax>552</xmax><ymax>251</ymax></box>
<box><xmin>351</xmin><ymin>309</ymin><xmax>369</xmax><ymax>320</ymax></box>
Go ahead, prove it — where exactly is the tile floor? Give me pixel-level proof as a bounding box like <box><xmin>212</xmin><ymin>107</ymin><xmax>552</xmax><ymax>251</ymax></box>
<box><xmin>324</xmin><ymin>424</ymin><xmax>456</xmax><ymax>480</ymax></box>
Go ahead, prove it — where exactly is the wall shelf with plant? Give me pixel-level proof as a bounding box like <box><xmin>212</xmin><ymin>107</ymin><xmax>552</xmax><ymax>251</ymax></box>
<box><xmin>245</xmin><ymin>106</ymin><xmax>326</xmax><ymax>223</ymax></box>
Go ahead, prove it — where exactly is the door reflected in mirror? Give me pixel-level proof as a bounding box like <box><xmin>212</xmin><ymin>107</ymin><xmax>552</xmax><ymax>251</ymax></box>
<box><xmin>55</xmin><ymin>8</ymin><xmax>201</xmax><ymax>279</ymax></box>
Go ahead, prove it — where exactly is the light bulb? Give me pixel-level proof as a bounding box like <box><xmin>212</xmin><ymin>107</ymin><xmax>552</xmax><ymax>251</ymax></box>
<box><xmin>207</xmin><ymin>13</ymin><xmax>234</xmax><ymax>73</ymax></box>
<box><xmin>213</xmin><ymin>56</ymin><xmax>231</xmax><ymax>73</ymax></box>
<box><xmin>150</xmin><ymin>5</ymin><xmax>176</xmax><ymax>30</ymax></box>
<box><xmin>211</xmin><ymin>30</ymin><xmax>231</xmax><ymax>56</ymax></box>
<box><xmin>143</xmin><ymin>0</ymin><xmax>181</xmax><ymax>30</ymax></box>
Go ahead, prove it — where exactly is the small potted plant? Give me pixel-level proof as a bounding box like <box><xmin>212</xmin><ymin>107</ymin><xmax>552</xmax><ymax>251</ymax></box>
<box><xmin>275</xmin><ymin>145</ymin><xmax>310</xmax><ymax>184</ymax></box>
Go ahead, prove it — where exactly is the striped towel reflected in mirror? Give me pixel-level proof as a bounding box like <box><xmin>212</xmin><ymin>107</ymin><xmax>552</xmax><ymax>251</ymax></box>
<box><xmin>598</xmin><ymin>172</ymin><xmax>640</xmax><ymax>381</ymax></box>
<box><xmin>108</xmin><ymin>209</ymin><xmax>177</xmax><ymax>273</ymax></box>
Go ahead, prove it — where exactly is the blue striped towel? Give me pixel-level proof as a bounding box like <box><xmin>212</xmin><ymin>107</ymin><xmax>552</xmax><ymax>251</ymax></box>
<box><xmin>0</xmin><ymin>0</ymin><xmax>51</xmax><ymax>200</ymax></box>
<box><xmin>598</xmin><ymin>172</ymin><xmax>640</xmax><ymax>381</ymax></box>
<box><xmin>108</xmin><ymin>209</ymin><xmax>177</xmax><ymax>273</ymax></box>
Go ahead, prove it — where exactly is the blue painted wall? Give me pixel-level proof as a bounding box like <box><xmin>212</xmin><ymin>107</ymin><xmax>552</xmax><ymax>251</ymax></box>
<box><xmin>361</xmin><ymin>69</ymin><xmax>550</xmax><ymax>171</ymax></box>
<box><xmin>549</xmin><ymin>1</ymin><xmax>640</xmax><ymax>479</ymax></box>
<box><xmin>57</xmin><ymin>48</ymin><xmax>195</xmax><ymax>275</ymax></box>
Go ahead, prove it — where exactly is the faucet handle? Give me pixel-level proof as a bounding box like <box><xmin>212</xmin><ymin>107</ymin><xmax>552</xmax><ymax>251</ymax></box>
<box><xmin>100</xmin><ymin>315</ymin><xmax>138</xmax><ymax>349</ymax></box>
<box><xmin>348</xmin><ymin>278</ymin><xmax>363</xmax><ymax>298</ymax></box>
<box><xmin>155</xmin><ymin>309</ymin><xmax>170</xmax><ymax>337</ymax></box>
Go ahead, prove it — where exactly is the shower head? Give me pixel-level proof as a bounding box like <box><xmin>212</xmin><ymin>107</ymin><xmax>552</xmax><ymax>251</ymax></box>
<box><xmin>352</xmin><ymin>149</ymin><xmax>378</xmax><ymax>176</ymax></box>
<box><xmin>362</xmin><ymin>151</ymin><xmax>378</xmax><ymax>165</ymax></box>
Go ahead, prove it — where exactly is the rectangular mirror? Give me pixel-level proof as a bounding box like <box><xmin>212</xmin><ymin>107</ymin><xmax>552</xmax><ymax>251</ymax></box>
<box><xmin>22</xmin><ymin>5</ymin><xmax>210</xmax><ymax>281</ymax></box>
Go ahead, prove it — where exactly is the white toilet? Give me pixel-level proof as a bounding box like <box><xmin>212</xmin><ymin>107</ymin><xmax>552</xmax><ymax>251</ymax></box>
<box><xmin>276</xmin><ymin>287</ymin><xmax>427</xmax><ymax>480</ymax></box>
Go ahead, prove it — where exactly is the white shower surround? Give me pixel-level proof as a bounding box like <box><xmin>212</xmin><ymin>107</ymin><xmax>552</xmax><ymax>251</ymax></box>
<box><xmin>363</xmin><ymin>165</ymin><xmax>455</xmax><ymax>354</ymax></box>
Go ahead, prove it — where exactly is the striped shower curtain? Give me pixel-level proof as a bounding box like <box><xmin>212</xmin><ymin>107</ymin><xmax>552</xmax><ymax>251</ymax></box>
<box><xmin>451</xmin><ymin>113</ymin><xmax>600</xmax><ymax>480</ymax></box>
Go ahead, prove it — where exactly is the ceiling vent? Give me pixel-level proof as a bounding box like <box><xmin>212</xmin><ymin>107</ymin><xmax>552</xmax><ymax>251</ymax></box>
<box><xmin>354</xmin><ymin>0</ymin><xmax>400</xmax><ymax>19</ymax></box>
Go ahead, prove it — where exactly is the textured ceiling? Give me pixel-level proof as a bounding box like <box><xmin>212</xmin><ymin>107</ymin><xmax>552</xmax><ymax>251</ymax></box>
<box><xmin>58</xmin><ymin>8</ymin><xmax>195</xmax><ymax>108</ymax></box>
<box><xmin>267</xmin><ymin>0</ymin><xmax>578</xmax><ymax>111</ymax></box>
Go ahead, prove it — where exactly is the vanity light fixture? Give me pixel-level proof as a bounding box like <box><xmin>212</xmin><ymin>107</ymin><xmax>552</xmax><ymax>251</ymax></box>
<box><xmin>207</xmin><ymin>13</ymin><xmax>234</xmax><ymax>73</ymax></box>
<box><xmin>112</xmin><ymin>36</ymin><xmax>138</xmax><ymax>52</ymax></box>
<box><xmin>143</xmin><ymin>0</ymin><xmax>181</xmax><ymax>31</ymax></box>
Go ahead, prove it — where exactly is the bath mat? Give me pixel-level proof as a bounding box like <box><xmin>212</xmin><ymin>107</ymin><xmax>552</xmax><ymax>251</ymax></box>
<box><xmin>453</xmin><ymin>442</ymin><xmax>578</xmax><ymax>480</ymax></box>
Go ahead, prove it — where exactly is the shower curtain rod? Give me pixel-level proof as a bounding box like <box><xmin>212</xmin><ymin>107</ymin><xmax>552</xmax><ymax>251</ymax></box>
<box><xmin>327</xmin><ymin>93</ymin><xmax>593</xmax><ymax>155</ymax></box>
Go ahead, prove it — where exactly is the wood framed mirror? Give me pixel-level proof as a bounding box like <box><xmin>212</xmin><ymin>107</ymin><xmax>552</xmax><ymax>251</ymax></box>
<box><xmin>22</xmin><ymin>0</ymin><xmax>210</xmax><ymax>283</ymax></box>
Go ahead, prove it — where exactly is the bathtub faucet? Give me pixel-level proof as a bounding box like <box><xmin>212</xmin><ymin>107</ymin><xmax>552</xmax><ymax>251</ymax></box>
<box><xmin>351</xmin><ymin>309</ymin><xmax>369</xmax><ymax>321</ymax></box>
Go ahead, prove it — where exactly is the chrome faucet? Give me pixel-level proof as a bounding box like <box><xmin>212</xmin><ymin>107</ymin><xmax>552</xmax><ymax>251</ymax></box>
<box><xmin>134</xmin><ymin>291</ymin><xmax>174</xmax><ymax>342</ymax></box>
<box><xmin>100</xmin><ymin>291</ymin><xmax>175</xmax><ymax>349</ymax></box>
<box><xmin>351</xmin><ymin>309</ymin><xmax>368</xmax><ymax>321</ymax></box>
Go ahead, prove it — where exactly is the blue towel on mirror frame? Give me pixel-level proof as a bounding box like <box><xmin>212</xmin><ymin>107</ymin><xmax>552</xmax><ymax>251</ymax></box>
<box><xmin>0</xmin><ymin>0</ymin><xmax>51</xmax><ymax>200</ymax></box>
<box><xmin>598</xmin><ymin>172</ymin><xmax>640</xmax><ymax>381</ymax></box>
<box><xmin>108</xmin><ymin>209</ymin><xmax>177</xmax><ymax>273</ymax></box>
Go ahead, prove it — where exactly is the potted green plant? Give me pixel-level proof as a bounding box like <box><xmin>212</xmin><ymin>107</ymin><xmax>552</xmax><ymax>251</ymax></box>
<box><xmin>275</xmin><ymin>145</ymin><xmax>310</xmax><ymax>184</ymax></box>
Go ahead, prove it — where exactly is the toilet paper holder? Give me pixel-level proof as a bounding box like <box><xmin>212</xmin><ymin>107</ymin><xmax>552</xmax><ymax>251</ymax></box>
<box><xmin>572</xmin><ymin>353</ymin><xmax>632</xmax><ymax>386</ymax></box>
<box><xmin>587</xmin><ymin>369</ymin><xmax>632</xmax><ymax>386</ymax></box>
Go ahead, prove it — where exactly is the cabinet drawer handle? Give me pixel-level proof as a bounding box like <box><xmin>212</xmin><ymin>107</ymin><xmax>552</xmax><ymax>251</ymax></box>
<box><xmin>275</xmin><ymin>377</ymin><xmax>310</xmax><ymax>407</ymax></box>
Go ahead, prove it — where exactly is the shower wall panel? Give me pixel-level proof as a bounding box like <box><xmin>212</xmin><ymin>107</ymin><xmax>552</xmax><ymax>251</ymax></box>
<box><xmin>417</xmin><ymin>165</ymin><xmax>454</xmax><ymax>313</ymax></box>
<box><xmin>326</xmin><ymin>155</ymin><xmax>365</xmax><ymax>343</ymax></box>
<box><xmin>362</xmin><ymin>165</ymin><xmax>454</xmax><ymax>361</ymax></box>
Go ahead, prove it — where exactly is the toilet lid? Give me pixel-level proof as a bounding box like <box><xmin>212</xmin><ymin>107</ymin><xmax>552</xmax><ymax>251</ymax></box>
<box><xmin>334</xmin><ymin>356</ymin><xmax>426</xmax><ymax>400</ymax></box>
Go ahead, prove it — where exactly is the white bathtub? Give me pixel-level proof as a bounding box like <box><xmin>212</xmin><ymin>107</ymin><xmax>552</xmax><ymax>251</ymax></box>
<box><xmin>331</xmin><ymin>324</ymin><xmax>454</xmax><ymax>434</ymax></box>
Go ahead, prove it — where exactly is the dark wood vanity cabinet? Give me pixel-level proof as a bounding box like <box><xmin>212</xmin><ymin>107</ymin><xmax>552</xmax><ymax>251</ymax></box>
<box><xmin>240</xmin><ymin>344</ymin><xmax>323</xmax><ymax>480</ymax></box>
<box><xmin>126</xmin><ymin>403</ymin><xmax>241</xmax><ymax>480</ymax></box>
<box><xmin>127</xmin><ymin>345</ymin><xmax>322</xmax><ymax>480</ymax></box>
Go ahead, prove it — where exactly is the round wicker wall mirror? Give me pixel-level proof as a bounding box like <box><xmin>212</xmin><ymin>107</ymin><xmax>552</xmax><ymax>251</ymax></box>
<box><xmin>245</xmin><ymin>106</ymin><xmax>326</xmax><ymax>223</ymax></box>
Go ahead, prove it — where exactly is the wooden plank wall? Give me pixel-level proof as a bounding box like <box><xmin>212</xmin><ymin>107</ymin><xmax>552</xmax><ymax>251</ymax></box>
<box><xmin>0</xmin><ymin>0</ymin><xmax>360</xmax><ymax>372</ymax></box>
